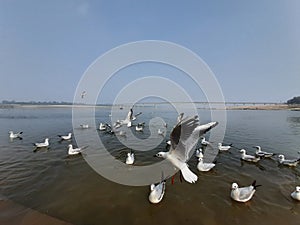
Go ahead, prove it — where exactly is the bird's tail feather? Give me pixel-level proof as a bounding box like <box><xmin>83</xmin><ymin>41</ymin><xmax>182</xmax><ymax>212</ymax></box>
<box><xmin>181</xmin><ymin>165</ymin><xmax>198</xmax><ymax>184</ymax></box>
<box><xmin>252</xmin><ymin>180</ymin><xmax>262</xmax><ymax>189</ymax></box>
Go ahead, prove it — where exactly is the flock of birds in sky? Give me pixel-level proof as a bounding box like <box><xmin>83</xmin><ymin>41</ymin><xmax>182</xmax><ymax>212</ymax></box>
<box><xmin>8</xmin><ymin>106</ymin><xmax>300</xmax><ymax>204</ymax></box>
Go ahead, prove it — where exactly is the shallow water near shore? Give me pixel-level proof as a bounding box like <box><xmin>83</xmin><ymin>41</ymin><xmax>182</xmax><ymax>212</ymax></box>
<box><xmin>1</xmin><ymin>106</ymin><xmax>300</xmax><ymax>225</ymax></box>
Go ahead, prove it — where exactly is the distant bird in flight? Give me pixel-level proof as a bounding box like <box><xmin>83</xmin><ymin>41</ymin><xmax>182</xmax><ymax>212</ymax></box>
<box><xmin>81</xmin><ymin>91</ymin><xmax>87</xmax><ymax>99</ymax></box>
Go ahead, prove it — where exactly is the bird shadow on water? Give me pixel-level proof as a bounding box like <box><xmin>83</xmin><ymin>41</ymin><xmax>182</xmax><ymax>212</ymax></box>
<box><xmin>240</xmin><ymin>160</ymin><xmax>266</xmax><ymax>171</ymax></box>
<box><xmin>33</xmin><ymin>147</ymin><xmax>50</xmax><ymax>153</ymax></box>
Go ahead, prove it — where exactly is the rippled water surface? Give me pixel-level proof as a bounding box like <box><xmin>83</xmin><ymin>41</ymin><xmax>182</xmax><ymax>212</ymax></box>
<box><xmin>1</xmin><ymin>106</ymin><xmax>300</xmax><ymax>225</ymax></box>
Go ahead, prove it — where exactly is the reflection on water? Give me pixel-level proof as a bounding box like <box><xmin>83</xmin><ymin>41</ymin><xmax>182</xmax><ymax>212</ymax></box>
<box><xmin>0</xmin><ymin>107</ymin><xmax>300</xmax><ymax>225</ymax></box>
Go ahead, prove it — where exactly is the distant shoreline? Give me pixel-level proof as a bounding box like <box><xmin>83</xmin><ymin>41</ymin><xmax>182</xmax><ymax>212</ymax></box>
<box><xmin>1</xmin><ymin>103</ymin><xmax>300</xmax><ymax>111</ymax></box>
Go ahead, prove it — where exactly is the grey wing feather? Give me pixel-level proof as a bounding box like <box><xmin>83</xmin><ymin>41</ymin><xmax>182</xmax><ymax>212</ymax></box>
<box><xmin>170</xmin><ymin>118</ymin><xmax>218</xmax><ymax>162</ymax></box>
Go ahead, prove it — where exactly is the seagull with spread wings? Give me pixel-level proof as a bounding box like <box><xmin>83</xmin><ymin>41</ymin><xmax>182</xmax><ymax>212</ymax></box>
<box><xmin>155</xmin><ymin>115</ymin><xmax>218</xmax><ymax>184</ymax></box>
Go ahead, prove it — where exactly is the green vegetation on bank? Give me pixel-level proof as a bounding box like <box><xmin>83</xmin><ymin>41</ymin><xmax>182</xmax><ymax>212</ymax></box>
<box><xmin>287</xmin><ymin>96</ymin><xmax>300</xmax><ymax>105</ymax></box>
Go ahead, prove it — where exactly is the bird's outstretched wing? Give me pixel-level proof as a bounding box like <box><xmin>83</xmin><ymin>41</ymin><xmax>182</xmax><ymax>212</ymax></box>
<box><xmin>170</xmin><ymin>116</ymin><xmax>218</xmax><ymax>162</ymax></box>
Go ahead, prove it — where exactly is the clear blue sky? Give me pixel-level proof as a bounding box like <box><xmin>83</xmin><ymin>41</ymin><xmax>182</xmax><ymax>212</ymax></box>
<box><xmin>0</xmin><ymin>0</ymin><xmax>299</xmax><ymax>103</ymax></box>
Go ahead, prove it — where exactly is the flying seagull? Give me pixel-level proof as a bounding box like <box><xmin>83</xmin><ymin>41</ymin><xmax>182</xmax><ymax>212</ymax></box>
<box><xmin>155</xmin><ymin>115</ymin><xmax>218</xmax><ymax>184</ymax></box>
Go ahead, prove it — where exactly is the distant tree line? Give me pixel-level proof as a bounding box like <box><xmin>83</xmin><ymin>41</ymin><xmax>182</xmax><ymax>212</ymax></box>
<box><xmin>287</xmin><ymin>96</ymin><xmax>300</xmax><ymax>105</ymax></box>
<box><xmin>1</xmin><ymin>100</ymin><xmax>73</xmax><ymax>105</ymax></box>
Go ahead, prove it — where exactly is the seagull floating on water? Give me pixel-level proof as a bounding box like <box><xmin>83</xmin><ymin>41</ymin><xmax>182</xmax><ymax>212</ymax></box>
<box><xmin>218</xmin><ymin>143</ymin><xmax>232</xmax><ymax>151</ymax></box>
<box><xmin>197</xmin><ymin>158</ymin><xmax>215</xmax><ymax>172</ymax></box>
<box><xmin>291</xmin><ymin>186</ymin><xmax>300</xmax><ymax>201</ymax></box>
<box><xmin>158</xmin><ymin>129</ymin><xmax>165</xmax><ymax>136</ymax></box>
<box><xmin>155</xmin><ymin>115</ymin><xmax>218</xmax><ymax>184</ymax></box>
<box><xmin>9</xmin><ymin>131</ymin><xmax>23</xmax><ymax>139</ymax></box>
<box><xmin>149</xmin><ymin>175</ymin><xmax>166</xmax><ymax>204</ymax></box>
<box><xmin>231</xmin><ymin>180</ymin><xmax>261</xmax><ymax>203</ymax></box>
<box><xmin>34</xmin><ymin>138</ymin><xmax>49</xmax><ymax>148</ymax></box>
<box><xmin>58</xmin><ymin>133</ymin><xmax>72</xmax><ymax>140</ymax></box>
<box><xmin>278</xmin><ymin>154</ymin><xmax>300</xmax><ymax>167</ymax></box>
<box><xmin>99</xmin><ymin>123</ymin><xmax>107</xmax><ymax>131</ymax></box>
<box><xmin>240</xmin><ymin>149</ymin><xmax>260</xmax><ymax>163</ymax></box>
<box><xmin>126</xmin><ymin>152</ymin><xmax>135</xmax><ymax>165</ymax></box>
<box><xmin>135</xmin><ymin>122</ymin><xmax>145</xmax><ymax>132</ymax></box>
<box><xmin>68</xmin><ymin>144</ymin><xmax>86</xmax><ymax>155</ymax></box>
<box><xmin>253</xmin><ymin>146</ymin><xmax>275</xmax><ymax>158</ymax></box>
<box><xmin>80</xmin><ymin>124</ymin><xmax>89</xmax><ymax>129</ymax></box>
<box><xmin>201</xmin><ymin>137</ymin><xmax>210</xmax><ymax>145</ymax></box>
<box><xmin>195</xmin><ymin>148</ymin><xmax>203</xmax><ymax>158</ymax></box>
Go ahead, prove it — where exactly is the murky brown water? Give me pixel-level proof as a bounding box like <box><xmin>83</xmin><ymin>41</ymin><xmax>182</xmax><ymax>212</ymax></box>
<box><xmin>1</xmin><ymin>106</ymin><xmax>300</xmax><ymax>225</ymax></box>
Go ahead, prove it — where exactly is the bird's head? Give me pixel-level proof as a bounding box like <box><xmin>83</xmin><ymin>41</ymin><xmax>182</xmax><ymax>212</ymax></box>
<box><xmin>155</xmin><ymin>152</ymin><xmax>167</xmax><ymax>158</ymax></box>
<box><xmin>296</xmin><ymin>186</ymin><xmax>300</xmax><ymax>192</ymax></box>
<box><xmin>239</xmin><ymin>149</ymin><xmax>246</xmax><ymax>154</ymax></box>
<box><xmin>278</xmin><ymin>154</ymin><xmax>284</xmax><ymax>160</ymax></box>
<box><xmin>231</xmin><ymin>183</ymin><xmax>239</xmax><ymax>190</ymax></box>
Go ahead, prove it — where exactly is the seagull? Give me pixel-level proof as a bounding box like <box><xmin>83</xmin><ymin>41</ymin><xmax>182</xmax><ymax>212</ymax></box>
<box><xmin>158</xmin><ymin>129</ymin><xmax>165</xmax><ymax>136</ymax></box>
<box><xmin>197</xmin><ymin>157</ymin><xmax>215</xmax><ymax>172</ymax></box>
<box><xmin>99</xmin><ymin>123</ymin><xmax>107</xmax><ymax>131</ymax></box>
<box><xmin>218</xmin><ymin>143</ymin><xmax>232</xmax><ymax>151</ymax></box>
<box><xmin>81</xmin><ymin>91</ymin><xmax>86</xmax><ymax>98</ymax></box>
<box><xmin>201</xmin><ymin>137</ymin><xmax>210</xmax><ymax>145</ymax></box>
<box><xmin>253</xmin><ymin>146</ymin><xmax>275</xmax><ymax>158</ymax></box>
<box><xmin>68</xmin><ymin>144</ymin><xmax>85</xmax><ymax>155</ymax></box>
<box><xmin>80</xmin><ymin>124</ymin><xmax>89</xmax><ymax>129</ymax></box>
<box><xmin>155</xmin><ymin>115</ymin><xmax>218</xmax><ymax>184</ymax></box>
<box><xmin>34</xmin><ymin>138</ymin><xmax>49</xmax><ymax>148</ymax></box>
<box><xmin>195</xmin><ymin>148</ymin><xmax>204</xmax><ymax>158</ymax></box>
<box><xmin>240</xmin><ymin>149</ymin><xmax>260</xmax><ymax>163</ymax></box>
<box><xmin>149</xmin><ymin>175</ymin><xmax>167</xmax><ymax>204</ymax></box>
<box><xmin>135</xmin><ymin>122</ymin><xmax>144</xmax><ymax>132</ymax></box>
<box><xmin>9</xmin><ymin>131</ymin><xmax>23</xmax><ymax>139</ymax></box>
<box><xmin>231</xmin><ymin>180</ymin><xmax>261</xmax><ymax>203</ymax></box>
<box><xmin>58</xmin><ymin>133</ymin><xmax>72</xmax><ymax>140</ymax></box>
<box><xmin>278</xmin><ymin>154</ymin><xmax>300</xmax><ymax>167</ymax></box>
<box><xmin>126</xmin><ymin>152</ymin><xmax>135</xmax><ymax>165</ymax></box>
<box><xmin>291</xmin><ymin>186</ymin><xmax>300</xmax><ymax>201</ymax></box>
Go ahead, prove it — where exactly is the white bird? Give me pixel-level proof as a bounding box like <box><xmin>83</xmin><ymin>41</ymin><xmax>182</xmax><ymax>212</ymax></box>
<box><xmin>81</xmin><ymin>91</ymin><xmax>86</xmax><ymax>98</ymax></box>
<box><xmin>58</xmin><ymin>133</ymin><xmax>72</xmax><ymax>140</ymax></box>
<box><xmin>9</xmin><ymin>131</ymin><xmax>23</xmax><ymax>139</ymax></box>
<box><xmin>149</xmin><ymin>177</ymin><xmax>166</xmax><ymax>204</ymax></box>
<box><xmin>291</xmin><ymin>186</ymin><xmax>300</xmax><ymax>201</ymax></box>
<box><xmin>166</xmin><ymin>140</ymin><xmax>171</xmax><ymax>146</ymax></box>
<box><xmin>201</xmin><ymin>137</ymin><xmax>210</xmax><ymax>145</ymax></box>
<box><xmin>195</xmin><ymin>148</ymin><xmax>203</xmax><ymax>158</ymax></box>
<box><xmin>135</xmin><ymin>123</ymin><xmax>144</xmax><ymax>132</ymax></box>
<box><xmin>155</xmin><ymin>115</ymin><xmax>218</xmax><ymax>184</ymax></box>
<box><xmin>158</xmin><ymin>129</ymin><xmax>165</xmax><ymax>136</ymax></box>
<box><xmin>231</xmin><ymin>180</ymin><xmax>261</xmax><ymax>203</ymax></box>
<box><xmin>126</xmin><ymin>152</ymin><xmax>135</xmax><ymax>165</ymax></box>
<box><xmin>278</xmin><ymin>154</ymin><xmax>300</xmax><ymax>167</ymax></box>
<box><xmin>218</xmin><ymin>143</ymin><xmax>232</xmax><ymax>151</ymax></box>
<box><xmin>34</xmin><ymin>138</ymin><xmax>49</xmax><ymax>148</ymax></box>
<box><xmin>68</xmin><ymin>144</ymin><xmax>84</xmax><ymax>155</ymax></box>
<box><xmin>240</xmin><ymin>149</ymin><xmax>260</xmax><ymax>163</ymax></box>
<box><xmin>253</xmin><ymin>146</ymin><xmax>275</xmax><ymax>158</ymax></box>
<box><xmin>197</xmin><ymin>157</ymin><xmax>215</xmax><ymax>172</ymax></box>
<box><xmin>80</xmin><ymin>124</ymin><xmax>89</xmax><ymax>129</ymax></box>
<box><xmin>99</xmin><ymin>123</ymin><xmax>106</xmax><ymax>131</ymax></box>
